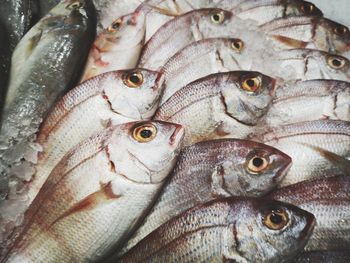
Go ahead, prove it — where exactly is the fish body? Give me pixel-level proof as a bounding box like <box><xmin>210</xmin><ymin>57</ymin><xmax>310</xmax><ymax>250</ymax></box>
<box><xmin>265</xmin><ymin>80</ymin><xmax>350</xmax><ymax>125</ymax></box>
<box><xmin>261</xmin><ymin>16</ymin><xmax>350</xmax><ymax>54</ymax></box>
<box><xmin>155</xmin><ymin>71</ymin><xmax>276</xmax><ymax>145</ymax></box>
<box><xmin>2</xmin><ymin>121</ymin><xmax>184</xmax><ymax>263</ymax></box>
<box><xmin>267</xmin><ymin>175</ymin><xmax>350</xmax><ymax>250</ymax></box>
<box><xmin>250</xmin><ymin>120</ymin><xmax>350</xmax><ymax>186</ymax></box>
<box><xmin>292</xmin><ymin>250</ymin><xmax>350</xmax><ymax>263</ymax></box>
<box><xmin>119</xmin><ymin>139</ymin><xmax>292</xmax><ymax>256</ymax></box>
<box><xmin>119</xmin><ymin>197</ymin><xmax>315</xmax><ymax>263</ymax></box>
<box><xmin>33</xmin><ymin>0</ymin><xmax>61</xmax><ymax>19</ymax></box>
<box><xmin>0</xmin><ymin>0</ymin><xmax>96</xmax><ymax>198</ymax></box>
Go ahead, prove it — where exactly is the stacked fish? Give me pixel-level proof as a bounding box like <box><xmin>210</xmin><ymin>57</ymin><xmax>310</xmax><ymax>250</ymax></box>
<box><xmin>0</xmin><ymin>0</ymin><xmax>349</xmax><ymax>262</ymax></box>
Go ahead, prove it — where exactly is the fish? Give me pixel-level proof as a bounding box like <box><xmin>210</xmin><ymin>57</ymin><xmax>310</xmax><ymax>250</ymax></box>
<box><xmin>26</xmin><ymin>69</ymin><xmax>164</xmax><ymax>205</ymax></box>
<box><xmin>275</xmin><ymin>49</ymin><xmax>350</xmax><ymax>81</ymax></box>
<box><xmin>138</xmin><ymin>8</ymin><xmax>274</xmax><ymax>70</ymax></box>
<box><xmin>267</xmin><ymin>175</ymin><xmax>350</xmax><ymax>250</ymax></box>
<box><xmin>260</xmin><ymin>16</ymin><xmax>350</xmax><ymax>54</ymax></box>
<box><xmin>0</xmin><ymin>22</ymin><xmax>11</xmax><ymax>119</ymax></box>
<box><xmin>264</xmin><ymin>80</ymin><xmax>350</xmax><ymax>125</ymax></box>
<box><xmin>118</xmin><ymin>139</ymin><xmax>292</xmax><ymax>257</ymax></box>
<box><xmin>118</xmin><ymin>197</ymin><xmax>316</xmax><ymax>263</ymax></box>
<box><xmin>33</xmin><ymin>0</ymin><xmax>61</xmax><ymax>19</ymax></box>
<box><xmin>292</xmin><ymin>250</ymin><xmax>350</xmax><ymax>263</ymax></box>
<box><xmin>0</xmin><ymin>0</ymin><xmax>96</xmax><ymax>199</ymax></box>
<box><xmin>249</xmin><ymin>120</ymin><xmax>350</xmax><ymax>187</ymax></box>
<box><xmin>233</xmin><ymin>0</ymin><xmax>323</xmax><ymax>25</ymax></box>
<box><xmin>1</xmin><ymin>120</ymin><xmax>184</xmax><ymax>263</ymax></box>
<box><xmin>160</xmin><ymin>37</ymin><xmax>278</xmax><ymax>104</ymax></box>
<box><xmin>155</xmin><ymin>71</ymin><xmax>276</xmax><ymax>146</ymax></box>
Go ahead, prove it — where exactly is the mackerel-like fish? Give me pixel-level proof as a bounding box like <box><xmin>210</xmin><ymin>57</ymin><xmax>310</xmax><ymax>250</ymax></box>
<box><xmin>267</xmin><ymin>175</ymin><xmax>350</xmax><ymax>250</ymax></box>
<box><xmin>276</xmin><ymin>49</ymin><xmax>350</xmax><ymax>81</ymax></box>
<box><xmin>250</xmin><ymin>120</ymin><xmax>350</xmax><ymax>186</ymax></box>
<box><xmin>155</xmin><ymin>71</ymin><xmax>276</xmax><ymax>145</ymax></box>
<box><xmin>292</xmin><ymin>250</ymin><xmax>350</xmax><ymax>263</ymax></box>
<box><xmin>1</xmin><ymin>121</ymin><xmax>184</xmax><ymax>263</ymax></box>
<box><xmin>160</xmin><ymin>37</ymin><xmax>277</xmax><ymax>104</ymax></box>
<box><xmin>119</xmin><ymin>197</ymin><xmax>316</xmax><ymax>263</ymax></box>
<box><xmin>265</xmin><ymin>80</ymin><xmax>350</xmax><ymax>125</ymax></box>
<box><xmin>119</xmin><ymin>139</ymin><xmax>292</xmax><ymax>256</ymax></box>
<box><xmin>0</xmin><ymin>0</ymin><xmax>96</xmax><ymax>200</ymax></box>
<box><xmin>260</xmin><ymin>16</ymin><xmax>350</xmax><ymax>54</ymax></box>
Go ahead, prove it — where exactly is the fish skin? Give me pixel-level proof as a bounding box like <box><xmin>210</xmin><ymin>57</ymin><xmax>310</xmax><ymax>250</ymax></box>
<box><xmin>33</xmin><ymin>0</ymin><xmax>61</xmax><ymax>19</ymax></box>
<box><xmin>0</xmin><ymin>0</ymin><xmax>96</xmax><ymax>199</ymax></box>
<box><xmin>25</xmin><ymin>69</ymin><xmax>164</xmax><ymax>205</ymax></box>
<box><xmin>1</xmin><ymin>120</ymin><xmax>184</xmax><ymax>263</ymax></box>
<box><xmin>0</xmin><ymin>22</ymin><xmax>11</xmax><ymax>121</ymax></box>
<box><xmin>267</xmin><ymin>175</ymin><xmax>350</xmax><ymax>250</ymax></box>
<box><xmin>233</xmin><ymin>0</ymin><xmax>323</xmax><ymax>25</ymax></box>
<box><xmin>119</xmin><ymin>197</ymin><xmax>316</xmax><ymax>263</ymax></box>
<box><xmin>264</xmin><ymin>80</ymin><xmax>350</xmax><ymax>125</ymax></box>
<box><xmin>160</xmin><ymin>37</ymin><xmax>276</xmax><ymax>104</ymax></box>
<box><xmin>260</xmin><ymin>16</ymin><xmax>350</xmax><ymax>54</ymax></box>
<box><xmin>249</xmin><ymin>120</ymin><xmax>350</xmax><ymax>187</ymax></box>
<box><xmin>118</xmin><ymin>139</ymin><xmax>292</xmax><ymax>257</ymax></box>
<box><xmin>275</xmin><ymin>49</ymin><xmax>350</xmax><ymax>81</ymax></box>
<box><xmin>155</xmin><ymin>71</ymin><xmax>276</xmax><ymax>146</ymax></box>
<box><xmin>292</xmin><ymin>250</ymin><xmax>350</xmax><ymax>263</ymax></box>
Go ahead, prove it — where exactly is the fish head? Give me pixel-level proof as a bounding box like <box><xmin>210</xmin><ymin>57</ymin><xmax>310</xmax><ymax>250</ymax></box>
<box><xmin>95</xmin><ymin>11</ymin><xmax>146</xmax><ymax>52</ymax></box>
<box><xmin>48</xmin><ymin>0</ymin><xmax>92</xmax><ymax>18</ymax></box>
<box><xmin>284</xmin><ymin>0</ymin><xmax>323</xmax><ymax>17</ymax></box>
<box><xmin>233</xmin><ymin>199</ymin><xmax>315</xmax><ymax>261</ymax></box>
<box><xmin>221</xmin><ymin>140</ymin><xmax>292</xmax><ymax>196</ymax></box>
<box><xmin>108</xmin><ymin>121</ymin><xmax>184</xmax><ymax>184</ymax></box>
<box><xmin>221</xmin><ymin>71</ymin><xmax>276</xmax><ymax>125</ymax></box>
<box><xmin>103</xmin><ymin>69</ymin><xmax>165</xmax><ymax>119</ymax></box>
<box><xmin>318</xmin><ymin>18</ymin><xmax>350</xmax><ymax>53</ymax></box>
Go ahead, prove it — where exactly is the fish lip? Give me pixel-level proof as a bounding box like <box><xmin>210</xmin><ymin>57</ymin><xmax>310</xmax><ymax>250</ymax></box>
<box><xmin>169</xmin><ymin>123</ymin><xmax>185</xmax><ymax>146</ymax></box>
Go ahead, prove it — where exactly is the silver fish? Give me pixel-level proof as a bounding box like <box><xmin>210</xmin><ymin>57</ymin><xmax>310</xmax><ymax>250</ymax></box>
<box><xmin>250</xmin><ymin>120</ymin><xmax>350</xmax><ymax>187</ymax></box>
<box><xmin>119</xmin><ymin>139</ymin><xmax>292</xmax><ymax>257</ymax></box>
<box><xmin>292</xmin><ymin>250</ymin><xmax>350</xmax><ymax>263</ymax></box>
<box><xmin>260</xmin><ymin>16</ymin><xmax>350</xmax><ymax>54</ymax></box>
<box><xmin>264</xmin><ymin>80</ymin><xmax>350</xmax><ymax>125</ymax></box>
<box><xmin>155</xmin><ymin>71</ymin><xmax>276</xmax><ymax>145</ymax></box>
<box><xmin>0</xmin><ymin>0</ymin><xmax>96</xmax><ymax>199</ymax></box>
<box><xmin>119</xmin><ymin>197</ymin><xmax>316</xmax><ymax>263</ymax></box>
<box><xmin>267</xmin><ymin>175</ymin><xmax>350</xmax><ymax>250</ymax></box>
<box><xmin>1</xmin><ymin>120</ymin><xmax>184</xmax><ymax>263</ymax></box>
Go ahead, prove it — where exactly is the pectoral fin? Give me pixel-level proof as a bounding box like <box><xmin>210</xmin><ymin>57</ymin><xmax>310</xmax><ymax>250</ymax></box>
<box><xmin>271</xmin><ymin>35</ymin><xmax>308</xmax><ymax>49</ymax></box>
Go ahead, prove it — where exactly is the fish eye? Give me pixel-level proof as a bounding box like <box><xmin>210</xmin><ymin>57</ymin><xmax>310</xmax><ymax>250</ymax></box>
<box><xmin>327</xmin><ymin>55</ymin><xmax>347</xmax><ymax>69</ymax></box>
<box><xmin>300</xmin><ymin>3</ymin><xmax>315</xmax><ymax>14</ymax></box>
<box><xmin>210</xmin><ymin>11</ymin><xmax>225</xmax><ymax>24</ymax></box>
<box><xmin>66</xmin><ymin>1</ymin><xmax>83</xmax><ymax>10</ymax></box>
<box><xmin>231</xmin><ymin>39</ymin><xmax>244</xmax><ymax>52</ymax></box>
<box><xmin>262</xmin><ymin>208</ymin><xmax>289</xmax><ymax>230</ymax></box>
<box><xmin>334</xmin><ymin>25</ymin><xmax>349</xmax><ymax>36</ymax></box>
<box><xmin>132</xmin><ymin>123</ymin><xmax>157</xmax><ymax>143</ymax></box>
<box><xmin>123</xmin><ymin>71</ymin><xmax>144</xmax><ymax>88</ymax></box>
<box><xmin>107</xmin><ymin>18</ymin><xmax>123</xmax><ymax>33</ymax></box>
<box><xmin>247</xmin><ymin>156</ymin><xmax>269</xmax><ymax>173</ymax></box>
<box><xmin>242</xmin><ymin>76</ymin><xmax>261</xmax><ymax>93</ymax></box>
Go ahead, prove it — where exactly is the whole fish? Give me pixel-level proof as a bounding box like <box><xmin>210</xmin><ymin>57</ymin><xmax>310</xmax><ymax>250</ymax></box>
<box><xmin>155</xmin><ymin>71</ymin><xmax>276</xmax><ymax>145</ymax></box>
<box><xmin>160</xmin><ymin>37</ymin><xmax>278</xmax><ymax>104</ymax></box>
<box><xmin>138</xmin><ymin>8</ymin><xmax>274</xmax><ymax>70</ymax></box>
<box><xmin>119</xmin><ymin>197</ymin><xmax>316</xmax><ymax>263</ymax></box>
<box><xmin>233</xmin><ymin>0</ymin><xmax>323</xmax><ymax>25</ymax></box>
<box><xmin>0</xmin><ymin>0</ymin><xmax>96</xmax><ymax>199</ymax></box>
<box><xmin>119</xmin><ymin>139</ymin><xmax>292</xmax><ymax>256</ymax></box>
<box><xmin>1</xmin><ymin>120</ymin><xmax>184</xmax><ymax>263</ymax></box>
<box><xmin>265</xmin><ymin>80</ymin><xmax>350</xmax><ymax>125</ymax></box>
<box><xmin>276</xmin><ymin>49</ymin><xmax>350</xmax><ymax>81</ymax></box>
<box><xmin>27</xmin><ymin>69</ymin><xmax>164</xmax><ymax>205</ymax></box>
<box><xmin>292</xmin><ymin>250</ymin><xmax>350</xmax><ymax>263</ymax></box>
<box><xmin>249</xmin><ymin>120</ymin><xmax>350</xmax><ymax>187</ymax></box>
<box><xmin>260</xmin><ymin>16</ymin><xmax>350</xmax><ymax>54</ymax></box>
<box><xmin>267</xmin><ymin>175</ymin><xmax>350</xmax><ymax>250</ymax></box>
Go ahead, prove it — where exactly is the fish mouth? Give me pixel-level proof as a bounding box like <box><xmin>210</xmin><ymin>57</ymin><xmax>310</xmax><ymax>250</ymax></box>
<box><xmin>169</xmin><ymin>123</ymin><xmax>185</xmax><ymax>146</ymax></box>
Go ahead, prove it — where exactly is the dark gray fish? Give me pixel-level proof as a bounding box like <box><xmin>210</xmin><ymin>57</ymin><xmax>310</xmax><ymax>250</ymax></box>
<box><xmin>292</xmin><ymin>250</ymin><xmax>350</xmax><ymax>263</ymax></box>
<box><xmin>119</xmin><ymin>139</ymin><xmax>292</xmax><ymax>256</ymax></box>
<box><xmin>0</xmin><ymin>0</ymin><xmax>96</xmax><ymax>200</ymax></box>
<box><xmin>119</xmin><ymin>197</ymin><xmax>316</xmax><ymax>263</ymax></box>
<box><xmin>267</xmin><ymin>175</ymin><xmax>350</xmax><ymax>250</ymax></box>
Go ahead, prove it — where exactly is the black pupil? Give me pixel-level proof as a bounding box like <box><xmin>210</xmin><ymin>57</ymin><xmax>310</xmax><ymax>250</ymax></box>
<box><xmin>332</xmin><ymin>59</ymin><xmax>342</xmax><ymax>67</ymax></box>
<box><xmin>234</xmin><ymin>42</ymin><xmax>241</xmax><ymax>49</ymax></box>
<box><xmin>213</xmin><ymin>14</ymin><xmax>220</xmax><ymax>21</ymax></box>
<box><xmin>246</xmin><ymin>79</ymin><xmax>256</xmax><ymax>87</ymax></box>
<box><xmin>112</xmin><ymin>22</ymin><xmax>120</xmax><ymax>29</ymax></box>
<box><xmin>270</xmin><ymin>212</ymin><xmax>283</xmax><ymax>225</ymax></box>
<box><xmin>337</xmin><ymin>27</ymin><xmax>347</xmax><ymax>35</ymax></box>
<box><xmin>129</xmin><ymin>74</ymin><xmax>140</xmax><ymax>84</ymax></box>
<box><xmin>303</xmin><ymin>4</ymin><xmax>312</xmax><ymax>13</ymax></box>
<box><xmin>140</xmin><ymin>129</ymin><xmax>152</xmax><ymax>138</ymax></box>
<box><xmin>252</xmin><ymin>157</ymin><xmax>264</xmax><ymax>167</ymax></box>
